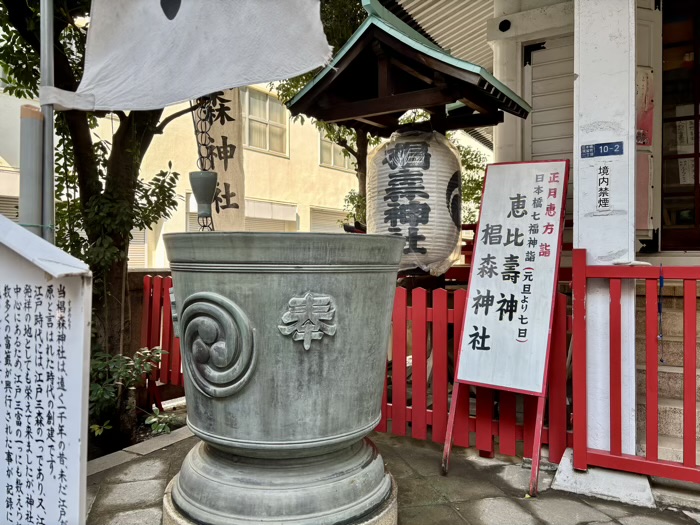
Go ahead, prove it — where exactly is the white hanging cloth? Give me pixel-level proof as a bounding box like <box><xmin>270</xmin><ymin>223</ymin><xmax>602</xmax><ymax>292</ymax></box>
<box><xmin>41</xmin><ymin>0</ymin><xmax>331</xmax><ymax>111</ymax></box>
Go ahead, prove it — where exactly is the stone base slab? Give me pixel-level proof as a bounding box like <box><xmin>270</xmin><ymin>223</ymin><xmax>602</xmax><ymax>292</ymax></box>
<box><xmin>552</xmin><ymin>448</ymin><xmax>655</xmax><ymax>508</ymax></box>
<box><xmin>163</xmin><ymin>474</ymin><xmax>398</xmax><ymax>525</ymax></box>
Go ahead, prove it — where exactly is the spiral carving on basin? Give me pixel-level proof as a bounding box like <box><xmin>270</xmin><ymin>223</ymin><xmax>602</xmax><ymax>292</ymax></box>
<box><xmin>180</xmin><ymin>292</ymin><xmax>256</xmax><ymax>398</ymax></box>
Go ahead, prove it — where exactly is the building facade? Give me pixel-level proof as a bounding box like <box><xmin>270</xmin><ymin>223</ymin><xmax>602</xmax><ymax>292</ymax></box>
<box><xmin>0</xmin><ymin>85</ymin><xmax>491</xmax><ymax>269</ymax></box>
<box><xmin>391</xmin><ymin>0</ymin><xmax>699</xmax><ymax>475</ymax></box>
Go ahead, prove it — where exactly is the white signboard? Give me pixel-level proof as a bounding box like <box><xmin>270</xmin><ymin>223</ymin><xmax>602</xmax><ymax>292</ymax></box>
<box><xmin>0</xmin><ymin>216</ymin><xmax>92</xmax><ymax>525</ymax></box>
<box><xmin>457</xmin><ymin>161</ymin><xmax>569</xmax><ymax>395</ymax></box>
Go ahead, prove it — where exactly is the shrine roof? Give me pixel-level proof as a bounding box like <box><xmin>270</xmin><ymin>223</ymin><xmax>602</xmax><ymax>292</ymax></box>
<box><xmin>0</xmin><ymin>215</ymin><xmax>91</xmax><ymax>278</ymax></box>
<box><xmin>287</xmin><ymin>0</ymin><xmax>530</xmax><ymax>137</ymax></box>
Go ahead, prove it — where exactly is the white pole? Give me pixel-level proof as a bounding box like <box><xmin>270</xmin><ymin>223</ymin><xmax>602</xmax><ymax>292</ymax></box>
<box><xmin>19</xmin><ymin>105</ymin><xmax>44</xmax><ymax>237</ymax></box>
<box><xmin>574</xmin><ymin>0</ymin><xmax>637</xmax><ymax>454</ymax></box>
<box><xmin>40</xmin><ymin>0</ymin><xmax>55</xmax><ymax>244</ymax></box>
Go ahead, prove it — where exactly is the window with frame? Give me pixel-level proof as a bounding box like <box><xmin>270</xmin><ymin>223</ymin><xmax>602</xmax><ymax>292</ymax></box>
<box><xmin>241</xmin><ymin>87</ymin><xmax>288</xmax><ymax>155</ymax></box>
<box><xmin>320</xmin><ymin>130</ymin><xmax>354</xmax><ymax>171</ymax></box>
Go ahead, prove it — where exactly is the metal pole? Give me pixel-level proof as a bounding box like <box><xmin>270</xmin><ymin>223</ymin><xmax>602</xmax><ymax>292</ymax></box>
<box><xmin>40</xmin><ymin>0</ymin><xmax>55</xmax><ymax>243</ymax></box>
<box><xmin>19</xmin><ymin>105</ymin><xmax>44</xmax><ymax>237</ymax></box>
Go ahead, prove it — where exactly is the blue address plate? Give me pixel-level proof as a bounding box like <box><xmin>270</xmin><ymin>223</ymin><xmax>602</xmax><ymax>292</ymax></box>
<box><xmin>581</xmin><ymin>141</ymin><xmax>624</xmax><ymax>158</ymax></box>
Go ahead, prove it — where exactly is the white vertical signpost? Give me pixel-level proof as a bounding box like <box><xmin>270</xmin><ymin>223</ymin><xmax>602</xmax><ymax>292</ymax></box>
<box><xmin>442</xmin><ymin>160</ymin><xmax>569</xmax><ymax>495</ymax></box>
<box><xmin>0</xmin><ymin>215</ymin><xmax>92</xmax><ymax>525</ymax></box>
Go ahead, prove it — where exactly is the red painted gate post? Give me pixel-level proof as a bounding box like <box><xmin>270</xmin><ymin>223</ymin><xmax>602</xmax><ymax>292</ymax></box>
<box><xmin>572</xmin><ymin>249</ymin><xmax>588</xmax><ymax>471</ymax></box>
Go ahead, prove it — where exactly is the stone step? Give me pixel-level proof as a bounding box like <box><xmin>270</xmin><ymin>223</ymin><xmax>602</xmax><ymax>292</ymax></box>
<box><xmin>637</xmin><ymin>434</ymin><xmax>700</xmax><ymax>465</ymax></box>
<box><xmin>636</xmin><ymin>365</ymin><xmax>700</xmax><ymax>401</ymax></box>
<box><xmin>651</xmin><ymin>478</ymin><xmax>700</xmax><ymax>512</ymax></box>
<box><xmin>636</xmin><ymin>396</ymin><xmax>700</xmax><ymax>439</ymax></box>
<box><xmin>635</xmin><ymin>308</ymin><xmax>700</xmax><ymax>340</ymax></box>
<box><xmin>636</xmin><ymin>336</ymin><xmax>700</xmax><ymax>368</ymax></box>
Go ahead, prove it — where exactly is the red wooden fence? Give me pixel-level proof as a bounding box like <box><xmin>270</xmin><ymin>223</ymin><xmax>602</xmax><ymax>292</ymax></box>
<box><xmin>142</xmin><ymin>277</ymin><xmax>573</xmax><ymax>461</ymax></box>
<box><xmin>141</xmin><ymin>275</ymin><xmax>183</xmax><ymax>387</ymax></box>
<box><xmin>573</xmin><ymin>249</ymin><xmax>700</xmax><ymax>483</ymax></box>
<box><xmin>376</xmin><ymin>287</ymin><xmax>572</xmax><ymax>462</ymax></box>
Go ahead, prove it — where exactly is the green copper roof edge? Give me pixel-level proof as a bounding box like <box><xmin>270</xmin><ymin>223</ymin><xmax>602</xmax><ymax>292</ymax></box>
<box><xmin>288</xmin><ymin>15</ymin><xmax>531</xmax><ymax>116</ymax></box>
<box><xmin>362</xmin><ymin>0</ymin><xmax>443</xmax><ymax>52</ymax></box>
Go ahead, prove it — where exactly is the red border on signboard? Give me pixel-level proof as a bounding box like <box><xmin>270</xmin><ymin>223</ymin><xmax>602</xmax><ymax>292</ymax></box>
<box><xmin>442</xmin><ymin>159</ymin><xmax>571</xmax><ymax>495</ymax></box>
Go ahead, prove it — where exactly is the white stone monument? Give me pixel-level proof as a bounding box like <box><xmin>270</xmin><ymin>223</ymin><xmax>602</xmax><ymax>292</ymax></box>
<box><xmin>0</xmin><ymin>214</ymin><xmax>92</xmax><ymax>525</ymax></box>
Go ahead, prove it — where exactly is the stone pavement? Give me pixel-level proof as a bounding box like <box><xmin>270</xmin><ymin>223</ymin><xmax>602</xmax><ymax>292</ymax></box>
<box><xmin>87</xmin><ymin>429</ymin><xmax>699</xmax><ymax>525</ymax></box>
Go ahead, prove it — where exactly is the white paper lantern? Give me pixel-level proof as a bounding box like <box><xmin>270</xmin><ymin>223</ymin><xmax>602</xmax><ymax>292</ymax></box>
<box><xmin>367</xmin><ymin>130</ymin><xmax>462</xmax><ymax>275</ymax></box>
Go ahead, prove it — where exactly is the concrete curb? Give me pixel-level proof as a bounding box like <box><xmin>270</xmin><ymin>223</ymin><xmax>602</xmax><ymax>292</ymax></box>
<box><xmin>551</xmin><ymin>448</ymin><xmax>655</xmax><ymax>508</ymax></box>
<box><xmin>87</xmin><ymin>426</ymin><xmax>194</xmax><ymax>477</ymax></box>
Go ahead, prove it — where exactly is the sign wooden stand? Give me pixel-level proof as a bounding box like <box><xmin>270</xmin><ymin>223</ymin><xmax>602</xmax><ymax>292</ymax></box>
<box><xmin>441</xmin><ymin>160</ymin><xmax>570</xmax><ymax>496</ymax></box>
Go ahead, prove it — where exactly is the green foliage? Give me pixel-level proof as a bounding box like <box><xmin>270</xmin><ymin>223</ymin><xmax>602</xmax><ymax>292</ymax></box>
<box><xmin>144</xmin><ymin>407</ymin><xmax>176</xmax><ymax>436</ymax></box>
<box><xmin>55</xmin><ymin>119</ymin><xmax>180</xmax><ymax>275</ymax></box>
<box><xmin>274</xmin><ymin>0</ymin><xmax>365</xmax><ymax>104</ymax></box>
<box><xmin>342</xmin><ymin>189</ymin><xmax>366</xmax><ymax>224</ymax></box>
<box><xmin>452</xmin><ymin>138</ymin><xmax>488</xmax><ymax>224</ymax></box>
<box><xmin>2</xmin><ymin>1</ymin><xmax>184</xmax><ymax>363</ymax></box>
<box><xmin>89</xmin><ymin>347</ymin><xmax>165</xmax><ymax>435</ymax></box>
<box><xmin>274</xmin><ymin>0</ymin><xmax>370</xmax><ymax>182</ymax></box>
<box><xmin>90</xmin><ymin>421</ymin><xmax>112</xmax><ymax>437</ymax></box>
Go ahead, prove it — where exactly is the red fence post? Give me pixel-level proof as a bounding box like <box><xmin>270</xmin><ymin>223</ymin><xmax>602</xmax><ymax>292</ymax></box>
<box><xmin>499</xmin><ymin>392</ymin><xmax>517</xmax><ymax>456</ymax></box>
<box><xmin>412</xmin><ymin>288</ymin><xmax>428</xmax><ymax>440</ymax></box>
<box><xmin>683</xmin><ymin>280</ymin><xmax>697</xmax><ymax>468</ymax></box>
<box><xmin>572</xmin><ymin>249</ymin><xmax>588</xmax><ymax>471</ymax></box>
<box><xmin>645</xmin><ymin>278</ymin><xmax>659</xmax><ymax>462</ymax></box>
<box><xmin>452</xmin><ymin>289</ymin><xmax>470</xmax><ymax>449</ymax></box>
<box><xmin>476</xmin><ymin>388</ymin><xmax>495</xmax><ymax>458</ymax></box>
<box><xmin>609</xmin><ymin>278</ymin><xmax>623</xmax><ymax>457</ymax></box>
<box><xmin>548</xmin><ymin>292</ymin><xmax>568</xmax><ymax>463</ymax></box>
<box><xmin>159</xmin><ymin>276</ymin><xmax>174</xmax><ymax>384</ymax></box>
<box><xmin>392</xmin><ymin>288</ymin><xmax>408</xmax><ymax>436</ymax></box>
<box><xmin>148</xmin><ymin>275</ymin><xmax>164</xmax><ymax>351</ymax></box>
<box><xmin>432</xmin><ymin>289</ymin><xmax>449</xmax><ymax>443</ymax></box>
<box><xmin>141</xmin><ymin>275</ymin><xmax>153</xmax><ymax>349</ymax></box>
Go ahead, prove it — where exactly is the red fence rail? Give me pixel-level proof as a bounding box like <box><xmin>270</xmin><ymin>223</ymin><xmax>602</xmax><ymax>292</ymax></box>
<box><xmin>377</xmin><ymin>287</ymin><xmax>572</xmax><ymax>461</ymax></box>
<box><xmin>573</xmin><ymin>248</ymin><xmax>700</xmax><ymax>483</ymax></box>
<box><xmin>143</xmin><ymin>277</ymin><xmax>573</xmax><ymax>460</ymax></box>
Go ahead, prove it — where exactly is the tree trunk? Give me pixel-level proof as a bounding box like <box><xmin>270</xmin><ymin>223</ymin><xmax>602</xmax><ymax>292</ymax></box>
<box><xmin>101</xmin><ymin>256</ymin><xmax>131</xmax><ymax>356</ymax></box>
<box><xmin>95</xmin><ymin>110</ymin><xmax>161</xmax><ymax>357</ymax></box>
<box><xmin>355</xmin><ymin>131</ymin><xmax>368</xmax><ymax>197</ymax></box>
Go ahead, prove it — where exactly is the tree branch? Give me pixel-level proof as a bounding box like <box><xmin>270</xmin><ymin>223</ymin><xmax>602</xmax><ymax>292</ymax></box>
<box><xmin>335</xmin><ymin>137</ymin><xmax>358</xmax><ymax>159</ymax></box>
<box><xmin>153</xmin><ymin>101</ymin><xmax>202</xmax><ymax>135</ymax></box>
<box><xmin>3</xmin><ymin>0</ymin><xmax>102</xmax><ymax>225</ymax></box>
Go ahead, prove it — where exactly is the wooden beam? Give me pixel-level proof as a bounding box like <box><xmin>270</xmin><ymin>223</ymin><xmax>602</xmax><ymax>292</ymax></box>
<box><xmin>374</xmin><ymin>42</ymin><xmax>392</xmax><ymax>97</ymax></box>
<box><xmin>457</xmin><ymin>97</ymin><xmax>490</xmax><ymax>116</ymax></box>
<box><xmin>438</xmin><ymin>111</ymin><xmax>504</xmax><ymax>131</ymax></box>
<box><xmin>375</xmin><ymin>31</ymin><xmax>481</xmax><ymax>86</ymax></box>
<box><xmin>314</xmin><ymin>87</ymin><xmax>456</xmax><ymax>123</ymax></box>
<box><xmin>389</xmin><ymin>57</ymin><xmax>434</xmax><ymax>86</ymax></box>
<box><xmin>356</xmin><ymin>116</ymin><xmax>390</xmax><ymax>128</ymax></box>
<box><xmin>355</xmin><ymin>111</ymin><xmax>505</xmax><ymax>138</ymax></box>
